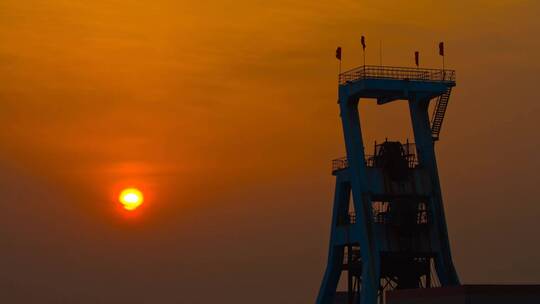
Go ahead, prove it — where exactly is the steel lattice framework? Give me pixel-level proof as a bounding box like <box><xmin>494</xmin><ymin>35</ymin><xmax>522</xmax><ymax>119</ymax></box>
<box><xmin>317</xmin><ymin>65</ymin><xmax>460</xmax><ymax>304</ymax></box>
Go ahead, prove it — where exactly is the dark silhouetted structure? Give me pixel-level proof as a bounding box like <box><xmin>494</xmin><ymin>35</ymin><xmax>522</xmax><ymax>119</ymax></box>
<box><xmin>386</xmin><ymin>285</ymin><xmax>540</xmax><ymax>304</ymax></box>
<box><xmin>317</xmin><ymin>65</ymin><xmax>458</xmax><ymax>304</ymax></box>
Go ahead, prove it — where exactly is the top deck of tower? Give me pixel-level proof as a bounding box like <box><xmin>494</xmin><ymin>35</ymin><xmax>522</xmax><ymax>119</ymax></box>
<box><xmin>339</xmin><ymin>65</ymin><xmax>455</xmax><ymax>86</ymax></box>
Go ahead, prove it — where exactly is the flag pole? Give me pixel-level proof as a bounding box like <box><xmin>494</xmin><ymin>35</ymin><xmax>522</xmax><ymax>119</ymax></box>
<box><xmin>439</xmin><ymin>42</ymin><xmax>445</xmax><ymax>80</ymax></box>
<box><xmin>361</xmin><ymin>36</ymin><xmax>366</xmax><ymax>66</ymax></box>
<box><xmin>443</xmin><ymin>54</ymin><xmax>445</xmax><ymax>71</ymax></box>
<box><xmin>379</xmin><ymin>40</ymin><xmax>382</xmax><ymax>66</ymax></box>
<box><xmin>336</xmin><ymin>46</ymin><xmax>342</xmax><ymax>102</ymax></box>
<box><xmin>339</xmin><ymin>59</ymin><xmax>342</xmax><ymax>87</ymax></box>
<box><xmin>338</xmin><ymin>59</ymin><xmax>341</xmax><ymax>102</ymax></box>
<box><xmin>442</xmin><ymin>54</ymin><xmax>445</xmax><ymax>80</ymax></box>
<box><xmin>336</xmin><ymin>46</ymin><xmax>342</xmax><ymax>83</ymax></box>
<box><xmin>363</xmin><ymin>49</ymin><xmax>366</xmax><ymax>66</ymax></box>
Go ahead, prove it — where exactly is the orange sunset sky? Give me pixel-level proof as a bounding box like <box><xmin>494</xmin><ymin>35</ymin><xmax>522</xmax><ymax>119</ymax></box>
<box><xmin>1</xmin><ymin>0</ymin><xmax>540</xmax><ymax>303</ymax></box>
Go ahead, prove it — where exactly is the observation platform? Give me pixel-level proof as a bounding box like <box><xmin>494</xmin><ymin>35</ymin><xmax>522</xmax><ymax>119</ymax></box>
<box><xmin>339</xmin><ymin>65</ymin><xmax>455</xmax><ymax>85</ymax></box>
<box><xmin>338</xmin><ymin>65</ymin><xmax>455</xmax><ymax>105</ymax></box>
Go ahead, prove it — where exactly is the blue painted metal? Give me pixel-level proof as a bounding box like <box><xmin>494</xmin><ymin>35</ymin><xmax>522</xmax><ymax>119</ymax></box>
<box><xmin>317</xmin><ymin>65</ymin><xmax>460</xmax><ymax>304</ymax></box>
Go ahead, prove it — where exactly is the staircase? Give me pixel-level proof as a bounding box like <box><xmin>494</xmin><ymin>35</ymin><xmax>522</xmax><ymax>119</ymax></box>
<box><xmin>430</xmin><ymin>87</ymin><xmax>452</xmax><ymax>141</ymax></box>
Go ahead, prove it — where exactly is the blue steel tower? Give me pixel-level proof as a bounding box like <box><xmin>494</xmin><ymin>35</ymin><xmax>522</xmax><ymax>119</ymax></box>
<box><xmin>317</xmin><ymin>65</ymin><xmax>460</xmax><ymax>304</ymax></box>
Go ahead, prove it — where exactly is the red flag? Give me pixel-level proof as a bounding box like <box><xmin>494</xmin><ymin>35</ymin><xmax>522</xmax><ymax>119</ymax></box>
<box><xmin>336</xmin><ymin>47</ymin><xmax>342</xmax><ymax>60</ymax></box>
<box><xmin>414</xmin><ymin>51</ymin><xmax>419</xmax><ymax>67</ymax></box>
<box><xmin>361</xmin><ymin>36</ymin><xmax>366</xmax><ymax>50</ymax></box>
<box><xmin>439</xmin><ymin>42</ymin><xmax>444</xmax><ymax>56</ymax></box>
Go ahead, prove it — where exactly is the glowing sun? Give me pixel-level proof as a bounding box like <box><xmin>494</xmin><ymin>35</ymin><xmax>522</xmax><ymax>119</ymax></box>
<box><xmin>119</xmin><ymin>188</ymin><xmax>144</xmax><ymax>211</ymax></box>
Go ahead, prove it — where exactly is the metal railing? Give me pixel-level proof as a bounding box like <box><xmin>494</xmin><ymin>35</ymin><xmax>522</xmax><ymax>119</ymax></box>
<box><xmin>332</xmin><ymin>157</ymin><xmax>349</xmax><ymax>172</ymax></box>
<box><xmin>331</xmin><ymin>142</ymin><xmax>418</xmax><ymax>172</ymax></box>
<box><xmin>337</xmin><ymin>211</ymin><xmax>357</xmax><ymax>226</ymax></box>
<box><xmin>366</xmin><ymin>142</ymin><xmax>418</xmax><ymax>169</ymax></box>
<box><xmin>339</xmin><ymin>65</ymin><xmax>455</xmax><ymax>85</ymax></box>
<box><xmin>349</xmin><ymin>212</ymin><xmax>356</xmax><ymax>224</ymax></box>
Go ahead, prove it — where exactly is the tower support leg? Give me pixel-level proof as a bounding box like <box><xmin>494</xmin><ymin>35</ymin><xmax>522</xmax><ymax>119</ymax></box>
<box><xmin>317</xmin><ymin>175</ymin><xmax>349</xmax><ymax>304</ymax></box>
<box><xmin>338</xmin><ymin>94</ymin><xmax>380</xmax><ymax>304</ymax></box>
<box><xmin>408</xmin><ymin>96</ymin><xmax>460</xmax><ymax>286</ymax></box>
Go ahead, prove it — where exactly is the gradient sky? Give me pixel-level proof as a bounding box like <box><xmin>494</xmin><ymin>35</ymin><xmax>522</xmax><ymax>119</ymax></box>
<box><xmin>1</xmin><ymin>0</ymin><xmax>540</xmax><ymax>303</ymax></box>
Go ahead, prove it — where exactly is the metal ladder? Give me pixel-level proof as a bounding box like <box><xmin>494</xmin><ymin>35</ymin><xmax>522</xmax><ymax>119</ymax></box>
<box><xmin>431</xmin><ymin>87</ymin><xmax>452</xmax><ymax>141</ymax></box>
